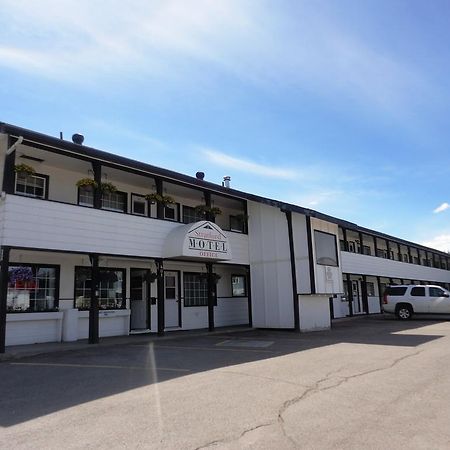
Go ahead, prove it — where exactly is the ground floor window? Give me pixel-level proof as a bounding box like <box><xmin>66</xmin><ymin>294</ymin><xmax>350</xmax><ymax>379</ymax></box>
<box><xmin>232</xmin><ymin>274</ymin><xmax>247</xmax><ymax>297</ymax></box>
<box><xmin>74</xmin><ymin>267</ymin><xmax>126</xmax><ymax>310</ymax></box>
<box><xmin>183</xmin><ymin>272</ymin><xmax>209</xmax><ymax>306</ymax></box>
<box><xmin>7</xmin><ymin>264</ymin><xmax>59</xmax><ymax>312</ymax></box>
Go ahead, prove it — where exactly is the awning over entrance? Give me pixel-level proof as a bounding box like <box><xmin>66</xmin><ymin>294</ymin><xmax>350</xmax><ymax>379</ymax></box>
<box><xmin>164</xmin><ymin>221</ymin><xmax>232</xmax><ymax>261</ymax></box>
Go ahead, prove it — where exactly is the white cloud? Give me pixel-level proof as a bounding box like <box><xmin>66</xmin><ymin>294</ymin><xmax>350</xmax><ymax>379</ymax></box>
<box><xmin>433</xmin><ymin>202</ymin><xmax>450</xmax><ymax>214</ymax></box>
<box><xmin>201</xmin><ymin>147</ymin><xmax>297</xmax><ymax>179</ymax></box>
<box><xmin>422</xmin><ymin>234</ymin><xmax>450</xmax><ymax>253</ymax></box>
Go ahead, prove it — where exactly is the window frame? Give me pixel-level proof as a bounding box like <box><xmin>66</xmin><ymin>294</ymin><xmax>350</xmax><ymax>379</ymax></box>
<box><xmin>14</xmin><ymin>172</ymin><xmax>49</xmax><ymax>200</ymax></box>
<box><xmin>164</xmin><ymin>202</ymin><xmax>180</xmax><ymax>222</ymax></box>
<box><xmin>130</xmin><ymin>193</ymin><xmax>149</xmax><ymax>217</ymax></box>
<box><xmin>77</xmin><ymin>185</ymin><xmax>94</xmax><ymax>208</ymax></box>
<box><xmin>314</xmin><ymin>230</ymin><xmax>339</xmax><ymax>267</ymax></box>
<box><xmin>101</xmin><ymin>190</ymin><xmax>128</xmax><ymax>213</ymax></box>
<box><xmin>229</xmin><ymin>215</ymin><xmax>246</xmax><ymax>233</ymax></box>
<box><xmin>182</xmin><ymin>205</ymin><xmax>204</xmax><ymax>224</ymax></box>
<box><xmin>183</xmin><ymin>272</ymin><xmax>216</xmax><ymax>307</ymax></box>
<box><xmin>73</xmin><ymin>266</ymin><xmax>126</xmax><ymax>310</ymax></box>
<box><xmin>231</xmin><ymin>274</ymin><xmax>247</xmax><ymax>297</ymax></box>
<box><xmin>7</xmin><ymin>262</ymin><xmax>60</xmax><ymax>313</ymax></box>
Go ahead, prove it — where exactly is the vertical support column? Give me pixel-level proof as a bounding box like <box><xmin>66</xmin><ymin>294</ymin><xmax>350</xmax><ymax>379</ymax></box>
<box><xmin>0</xmin><ymin>246</ymin><xmax>11</xmax><ymax>353</ymax></box>
<box><xmin>397</xmin><ymin>243</ymin><xmax>401</xmax><ymax>261</ymax></box>
<box><xmin>88</xmin><ymin>254</ymin><xmax>100</xmax><ymax>344</ymax></box>
<box><xmin>92</xmin><ymin>162</ymin><xmax>102</xmax><ymax>209</ymax></box>
<box><xmin>204</xmin><ymin>191</ymin><xmax>213</xmax><ymax>222</ymax></box>
<box><xmin>156</xmin><ymin>259</ymin><xmax>165</xmax><ymax>335</ymax></box>
<box><xmin>342</xmin><ymin>228</ymin><xmax>349</xmax><ymax>251</ymax></box>
<box><xmin>284</xmin><ymin>209</ymin><xmax>300</xmax><ymax>331</ymax></box>
<box><xmin>377</xmin><ymin>276</ymin><xmax>383</xmax><ymax>312</ymax></box>
<box><xmin>305</xmin><ymin>215</ymin><xmax>316</xmax><ymax>295</ymax></box>
<box><xmin>2</xmin><ymin>138</ymin><xmax>16</xmax><ymax>194</ymax></box>
<box><xmin>386</xmin><ymin>240</ymin><xmax>392</xmax><ymax>260</ymax></box>
<box><xmin>155</xmin><ymin>178</ymin><xmax>164</xmax><ymax>220</ymax></box>
<box><xmin>206</xmin><ymin>262</ymin><xmax>215</xmax><ymax>331</ymax></box>
<box><xmin>361</xmin><ymin>275</ymin><xmax>369</xmax><ymax>314</ymax></box>
<box><xmin>346</xmin><ymin>273</ymin><xmax>354</xmax><ymax>317</ymax></box>
<box><xmin>407</xmin><ymin>246</ymin><xmax>412</xmax><ymax>264</ymax></box>
<box><xmin>373</xmin><ymin>236</ymin><xmax>378</xmax><ymax>257</ymax></box>
<box><xmin>246</xmin><ymin>267</ymin><xmax>253</xmax><ymax>328</ymax></box>
<box><xmin>358</xmin><ymin>232</ymin><xmax>364</xmax><ymax>254</ymax></box>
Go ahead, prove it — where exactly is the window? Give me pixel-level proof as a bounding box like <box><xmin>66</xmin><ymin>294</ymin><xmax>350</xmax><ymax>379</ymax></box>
<box><xmin>366</xmin><ymin>282</ymin><xmax>375</xmax><ymax>297</ymax></box>
<box><xmin>102</xmin><ymin>191</ymin><xmax>127</xmax><ymax>212</ymax></box>
<box><xmin>384</xmin><ymin>286</ymin><xmax>407</xmax><ymax>296</ymax></box>
<box><xmin>183</xmin><ymin>272</ymin><xmax>212</xmax><ymax>307</ymax></box>
<box><xmin>339</xmin><ymin>240</ymin><xmax>346</xmax><ymax>251</ymax></box>
<box><xmin>78</xmin><ymin>185</ymin><xmax>94</xmax><ymax>207</ymax></box>
<box><xmin>314</xmin><ymin>230</ymin><xmax>338</xmax><ymax>266</ymax></box>
<box><xmin>411</xmin><ymin>287</ymin><xmax>425</xmax><ymax>296</ymax></box>
<box><xmin>7</xmin><ymin>264</ymin><xmax>59</xmax><ymax>312</ymax></box>
<box><xmin>363</xmin><ymin>245</ymin><xmax>371</xmax><ymax>256</ymax></box>
<box><xmin>74</xmin><ymin>267</ymin><xmax>126</xmax><ymax>310</ymax></box>
<box><xmin>377</xmin><ymin>249</ymin><xmax>388</xmax><ymax>258</ymax></box>
<box><xmin>15</xmin><ymin>173</ymin><xmax>48</xmax><ymax>199</ymax></box>
<box><xmin>429</xmin><ymin>287</ymin><xmax>446</xmax><ymax>297</ymax></box>
<box><xmin>131</xmin><ymin>194</ymin><xmax>148</xmax><ymax>216</ymax></box>
<box><xmin>183</xmin><ymin>205</ymin><xmax>204</xmax><ymax>224</ymax></box>
<box><xmin>232</xmin><ymin>275</ymin><xmax>247</xmax><ymax>297</ymax></box>
<box><xmin>348</xmin><ymin>241</ymin><xmax>356</xmax><ymax>253</ymax></box>
<box><xmin>164</xmin><ymin>203</ymin><xmax>179</xmax><ymax>221</ymax></box>
<box><xmin>230</xmin><ymin>215</ymin><xmax>245</xmax><ymax>233</ymax></box>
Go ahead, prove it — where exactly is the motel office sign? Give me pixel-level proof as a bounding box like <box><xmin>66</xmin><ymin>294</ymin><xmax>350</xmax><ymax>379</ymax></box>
<box><xmin>165</xmin><ymin>221</ymin><xmax>232</xmax><ymax>261</ymax></box>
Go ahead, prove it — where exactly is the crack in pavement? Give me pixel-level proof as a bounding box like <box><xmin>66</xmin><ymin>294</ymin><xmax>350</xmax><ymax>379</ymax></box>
<box><xmin>276</xmin><ymin>349</ymin><xmax>424</xmax><ymax>446</ymax></box>
<box><xmin>195</xmin><ymin>350</ymin><xmax>423</xmax><ymax>449</ymax></box>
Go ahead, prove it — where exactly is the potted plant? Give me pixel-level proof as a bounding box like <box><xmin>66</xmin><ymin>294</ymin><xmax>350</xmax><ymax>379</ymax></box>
<box><xmin>8</xmin><ymin>266</ymin><xmax>34</xmax><ymax>289</ymax></box>
<box><xmin>194</xmin><ymin>204</ymin><xmax>222</xmax><ymax>217</ymax></box>
<box><xmin>100</xmin><ymin>181</ymin><xmax>117</xmax><ymax>193</ymax></box>
<box><xmin>147</xmin><ymin>272</ymin><xmax>158</xmax><ymax>283</ymax></box>
<box><xmin>76</xmin><ymin>178</ymin><xmax>98</xmax><ymax>189</ymax></box>
<box><xmin>14</xmin><ymin>163</ymin><xmax>35</xmax><ymax>176</ymax></box>
<box><xmin>145</xmin><ymin>193</ymin><xmax>175</xmax><ymax>206</ymax></box>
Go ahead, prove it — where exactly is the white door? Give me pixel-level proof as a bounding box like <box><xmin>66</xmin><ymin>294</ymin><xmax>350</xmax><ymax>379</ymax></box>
<box><xmin>352</xmin><ymin>281</ymin><xmax>362</xmax><ymax>314</ymax></box>
<box><xmin>164</xmin><ymin>271</ymin><xmax>179</xmax><ymax>328</ymax></box>
<box><xmin>429</xmin><ymin>287</ymin><xmax>450</xmax><ymax>314</ymax></box>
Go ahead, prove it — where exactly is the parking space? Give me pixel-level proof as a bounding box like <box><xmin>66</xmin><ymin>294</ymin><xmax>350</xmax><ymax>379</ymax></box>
<box><xmin>2</xmin><ymin>316</ymin><xmax>450</xmax><ymax>449</ymax></box>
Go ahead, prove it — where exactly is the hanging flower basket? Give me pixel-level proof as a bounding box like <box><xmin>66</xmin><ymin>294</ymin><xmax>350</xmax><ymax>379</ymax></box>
<box><xmin>194</xmin><ymin>205</ymin><xmax>222</xmax><ymax>217</ymax></box>
<box><xmin>145</xmin><ymin>193</ymin><xmax>175</xmax><ymax>206</ymax></box>
<box><xmin>76</xmin><ymin>178</ymin><xmax>98</xmax><ymax>189</ymax></box>
<box><xmin>14</xmin><ymin>164</ymin><xmax>35</xmax><ymax>176</ymax></box>
<box><xmin>147</xmin><ymin>272</ymin><xmax>158</xmax><ymax>283</ymax></box>
<box><xmin>9</xmin><ymin>266</ymin><xmax>34</xmax><ymax>283</ymax></box>
<box><xmin>100</xmin><ymin>182</ymin><xmax>117</xmax><ymax>193</ymax></box>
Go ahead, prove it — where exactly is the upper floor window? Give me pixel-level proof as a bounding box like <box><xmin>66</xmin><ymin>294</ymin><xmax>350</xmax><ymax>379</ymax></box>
<box><xmin>78</xmin><ymin>185</ymin><xmax>94</xmax><ymax>207</ymax></box>
<box><xmin>15</xmin><ymin>172</ymin><xmax>48</xmax><ymax>199</ymax></box>
<box><xmin>183</xmin><ymin>206</ymin><xmax>204</xmax><ymax>224</ymax></box>
<box><xmin>230</xmin><ymin>215</ymin><xmax>245</xmax><ymax>233</ymax></box>
<box><xmin>165</xmin><ymin>203</ymin><xmax>179</xmax><ymax>221</ymax></box>
<box><xmin>131</xmin><ymin>194</ymin><xmax>148</xmax><ymax>216</ymax></box>
<box><xmin>314</xmin><ymin>230</ymin><xmax>338</xmax><ymax>267</ymax></box>
<box><xmin>101</xmin><ymin>191</ymin><xmax>127</xmax><ymax>213</ymax></box>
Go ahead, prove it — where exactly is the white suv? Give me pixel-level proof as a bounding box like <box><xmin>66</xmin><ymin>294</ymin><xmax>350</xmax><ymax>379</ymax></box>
<box><xmin>383</xmin><ymin>285</ymin><xmax>450</xmax><ymax>320</ymax></box>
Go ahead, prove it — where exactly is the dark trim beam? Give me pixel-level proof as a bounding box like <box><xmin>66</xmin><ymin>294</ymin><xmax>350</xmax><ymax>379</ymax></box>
<box><xmin>92</xmin><ymin>162</ymin><xmax>102</xmax><ymax>209</ymax></box>
<box><xmin>346</xmin><ymin>273</ymin><xmax>354</xmax><ymax>317</ymax></box>
<box><xmin>155</xmin><ymin>178</ymin><xmax>164</xmax><ymax>220</ymax></box>
<box><xmin>2</xmin><ymin>138</ymin><xmax>16</xmax><ymax>194</ymax></box>
<box><xmin>246</xmin><ymin>267</ymin><xmax>253</xmax><ymax>328</ymax></box>
<box><xmin>88</xmin><ymin>253</ymin><xmax>99</xmax><ymax>344</ymax></box>
<box><xmin>206</xmin><ymin>262</ymin><xmax>215</xmax><ymax>331</ymax></box>
<box><xmin>284</xmin><ymin>210</ymin><xmax>300</xmax><ymax>331</ymax></box>
<box><xmin>0</xmin><ymin>246</ymin><xmax>10</xmax><ymax>353</ymax></box>
<box><xmin>306</xmin><ymin>215</ymin><xmax>316</xmax><ymax>295</ymax></box>
<box><xmin>156</xmin><ymin>259</ymin><xmax>165</xmax><ymax>335</ymax></box>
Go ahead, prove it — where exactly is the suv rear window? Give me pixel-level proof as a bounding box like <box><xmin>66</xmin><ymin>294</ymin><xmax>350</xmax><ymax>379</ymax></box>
<box><xmin>385</xmin><ymin>286</ymin><xmax>407</xmax><ymax>296</ymax></box>
<box><xmin>411</xmin><ymin>287</ymin><xmax>425</xmax><ymax>296</ymax></box>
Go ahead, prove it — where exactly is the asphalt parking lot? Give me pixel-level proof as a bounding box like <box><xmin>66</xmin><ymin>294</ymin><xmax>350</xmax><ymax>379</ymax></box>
<box><xmin>2</xmin><ymin>315</ymin><xmax>450</xmax><ymax>449</ymax></box>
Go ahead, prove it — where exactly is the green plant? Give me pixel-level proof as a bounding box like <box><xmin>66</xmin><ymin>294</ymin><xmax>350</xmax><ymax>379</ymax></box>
<box><xmin>100</xmin><ymin>181</ymin><xmax>117</xmax><ymax>193</ymax></box>
<box><xmin>14</xmin><ymin>163</ymin><xmax>35</xmax><ymax>175</ymax></box>
<box><xmin>76</xmin><ymin>178</ymin><xmax>98</xmax><ymax>188</ymax></box>
<box><xmin>194</xmin><ymin>204</ymin><xmax>222</xmax><ymax>217</ymax></box>
<box><xmin>145</xmin><ymin>193</ymin><xmax>175</xmax><ymax>206</ymax></box>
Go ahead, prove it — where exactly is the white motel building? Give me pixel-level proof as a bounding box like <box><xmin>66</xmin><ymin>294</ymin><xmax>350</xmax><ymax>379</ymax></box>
<box><xmin>1</xmin><ymin>122</ymin><xmax>450</xmax><ymax>351</ymax></box>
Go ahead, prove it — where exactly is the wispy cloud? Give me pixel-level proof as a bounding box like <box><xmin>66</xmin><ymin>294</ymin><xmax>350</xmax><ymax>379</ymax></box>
<box><xmin>0</xmin><ymin>0</ymin><xmax>436</xmax><ymax>119</ymax></box>
<box><xmin>200</xmin><ymin>147</ymin><xmax>297</xmax><ymax>179</ymax></box>
<box><xmin>433</xmin><ymin>202</ymin><xmax>450</xmax><ymax>214</ymax></box>
<box><xmin>422</xmin><ymin>234</ymin><xmax>450</xmax><ymax>252</ymax></box>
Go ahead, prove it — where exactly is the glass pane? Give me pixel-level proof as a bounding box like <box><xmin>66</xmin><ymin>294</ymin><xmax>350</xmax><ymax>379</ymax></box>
<box><xmin>314</xmin><ymin>231</ymin><xmax>338</xmax><ymax>266</ymax></box>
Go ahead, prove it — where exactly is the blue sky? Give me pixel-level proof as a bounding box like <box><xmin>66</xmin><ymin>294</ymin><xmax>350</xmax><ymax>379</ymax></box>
<box><xmin>1</xmin><ymin>0</ymin><xmax>450</xmax><ymax>250</ymax></box>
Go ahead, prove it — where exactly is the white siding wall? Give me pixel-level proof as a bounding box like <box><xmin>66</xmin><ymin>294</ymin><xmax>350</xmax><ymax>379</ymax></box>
<box><xmin>292</xmin><ymin>213</ymin><xmax>311</xmax><ymax>294</ymax></box>
<box><xmin>248</xmin><ymin>201</ymin><xmax>294</xmax><ymax>329</ymax></box>
<box><xmin>341</xmin><ymin>251</ymin><xmax>450</xmax><ymax>283</ymax></box>
<box><xmin>0</xmin><ymin>195</ymin><xmax>249</xmax><ymax>264</ymax></box>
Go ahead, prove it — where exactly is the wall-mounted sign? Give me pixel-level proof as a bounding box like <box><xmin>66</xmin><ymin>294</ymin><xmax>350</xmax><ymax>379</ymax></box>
<box><xmin>165</xmin><ymin>221</ymin><xmax>232</xmax><ymax>261</ymax></box>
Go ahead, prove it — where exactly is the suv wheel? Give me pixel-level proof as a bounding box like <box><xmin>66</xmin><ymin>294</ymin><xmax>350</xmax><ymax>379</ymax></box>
<box><xmin>396</xmin><ymin>304</ymin><xmax>413</xmax><ymax>320</ymax></box>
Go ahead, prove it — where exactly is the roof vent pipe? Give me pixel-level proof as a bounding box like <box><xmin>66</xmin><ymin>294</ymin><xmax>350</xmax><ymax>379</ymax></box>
<box><xmin>222</xmin><ymin>176</ymin><xmax>231</xmax><ymax>188</ymax></box>
<box><xmin>196</xmin><ymin>172</ymin><xmax>205</xmax><ymax>180</ymax></box>
<box><xmin>72</xmin><ymin>133</ymin><xmax>84</xmax><ymax>145</ymax></box>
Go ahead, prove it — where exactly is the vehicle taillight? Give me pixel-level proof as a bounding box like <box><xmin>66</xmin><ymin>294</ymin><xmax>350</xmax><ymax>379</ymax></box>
<box><xmin>383</xmin><ymin>293</ymin><xmax>388</xmax><ymax>304</ymax></box>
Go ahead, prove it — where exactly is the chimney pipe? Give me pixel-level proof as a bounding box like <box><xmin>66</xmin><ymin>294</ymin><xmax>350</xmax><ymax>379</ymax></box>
<box><xmin>222</xmin><ymin>176</ymin><xmax>231</xmax><ymax>188</ymax></box>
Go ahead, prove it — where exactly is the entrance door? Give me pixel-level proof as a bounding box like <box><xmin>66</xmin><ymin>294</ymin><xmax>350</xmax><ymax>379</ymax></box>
<box><xmin>164</xmin><ymin>271</ymin><xmax>179</xmax><ymax>328</ymax></box>
<box><xmin>130</xmin><ymin>269</ymin><xmax>150</xmax><ymax>331</ymax></box>
<box><xmin>352</xmin><ymin>280</ymin><xmax>362</xmax><ymax>314</ymax></box>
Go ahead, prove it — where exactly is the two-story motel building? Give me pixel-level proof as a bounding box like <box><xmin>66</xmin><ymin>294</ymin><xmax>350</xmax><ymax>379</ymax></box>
<box><xmin>1</xmin><ymin>122</ymin><xmax>450</xmax><ymax>351</ymax></box>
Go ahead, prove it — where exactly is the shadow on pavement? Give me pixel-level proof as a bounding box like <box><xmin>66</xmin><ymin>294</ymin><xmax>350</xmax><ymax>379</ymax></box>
<box><xmin>0</xmin><ymin>315</ymin><xmax>446</xmax><ymax>427</ymax></box>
